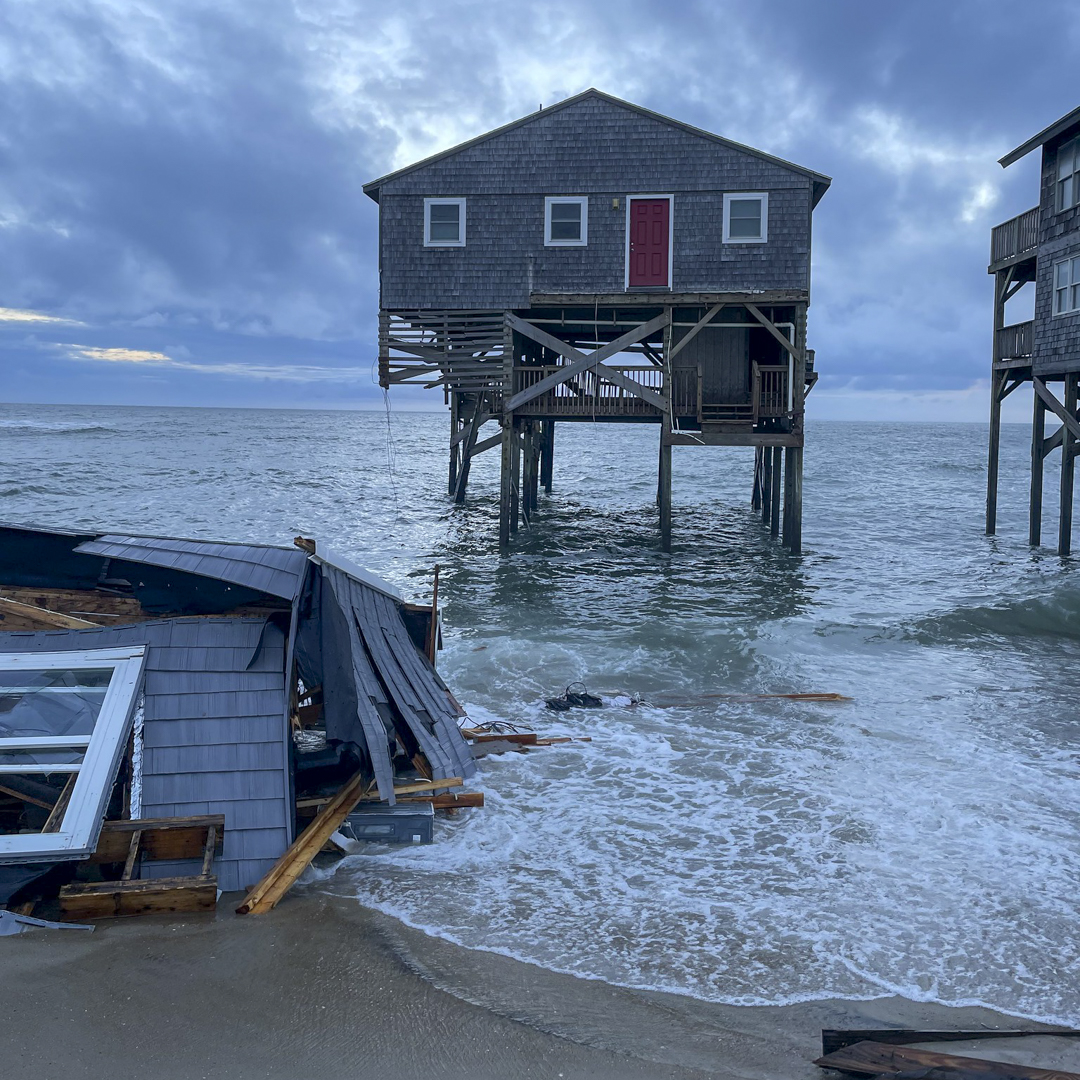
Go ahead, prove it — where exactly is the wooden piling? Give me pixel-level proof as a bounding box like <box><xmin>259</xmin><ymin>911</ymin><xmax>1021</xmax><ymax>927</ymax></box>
<box><xmin>499</xmin><ymin>420</ymin><xmax>513</xmax><ymax>552</ymax></box>
<box><xmin>448</xmin><ymin>394</ymin><xmax>460</xmax><ymax>497</ymax></box>
<box><xmin>761</xmin><ymin>447</ymin><xmax>773</xmax><ymax>524</ymax></box>
<box><xmin>659</xmin><ymin>417</ymin><xmax>672</xmax><ymax>552</ymax></box>
<box><xmin>540</xmin><ymin>422</ymin><xmax>554</xmax><ymax>494</ymax></box>
<box><xmin>1061</xmin><ymin>374</ymin><xmax>1077</xmax><ymax>556</ymax></box>
<box><xmin>1030</xmin><ymin>390</ymin><xmax>1046</xmax><ymax>547</ymax></box>
<box><xmin>784</xmin><ymin>446</ymin><xmax>802</xmax><ymax>554</ymax></box>
<box><xmin>509</xmin><ymin>423</ymin><xmax>521</xmax><ymax>533</ymax></box>
<box><xmin>752</xmin><ymin>447</ymin><xmax>763</xmax><ymax>512</ymax></box>
<box><xmin>986</xmin><ymin>371</ymin><xmax>1003</xmax><ymax>535</ymax></box>
<box><xmin>770</xmin><ymin>446</ymin><xmax>782</xmax><ymax>537</ymax></box>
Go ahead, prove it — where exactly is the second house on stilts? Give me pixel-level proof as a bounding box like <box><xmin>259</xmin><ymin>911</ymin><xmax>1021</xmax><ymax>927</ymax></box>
<box><xmin>365</xmin><ymin>89</ymin><xmax>831</xmax><ymax>552</ymax></box>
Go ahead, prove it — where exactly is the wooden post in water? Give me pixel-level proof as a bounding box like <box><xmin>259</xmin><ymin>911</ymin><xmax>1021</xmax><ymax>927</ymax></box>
<box><xmin>448</xmin><ymin>394</ymin><xmax>460</xmax><ymax>497</ymax></box>
<box><xmin>1061</xmin><ymin>373</ymin><xmax>1078</xmax><ymax>556</ymax></box>
<box><xmin>761</xmin><ymin>447</ymin><xmax>773</xmax><ymax>524</ymax></box>
<box><xmin>540</xmin><ymin>422</ymin><xmax>554</xmax><ymax>494</ymax></box>
<box><xmin>499</xmin><ymin>420</ymin><xmax>514</xmax><ymax>552</ymax></box>
<box><xmin>509</xmin><ymin>422</ymin><xmax>521</xmax><ymax>533</ymax></box>
<box><xmin>752</xmin><ymin>447</ymin><xmax>763</xmax><ymax>512</ymax></box>
<box><xmin>770</xmin><ymin>446</ymin><xmax>782</xmax><ymax>537</ymax></box>
<box><xmin>658</xmin><ymin>416</ymin><xmax>673</xmax><ymax>551</ymax></box>
<box><xmin>986</xmin><ymin>370</ymin><xmax>1004</xmax><ymax>535</ymax></box>
<box><xmin>1030</xmin><ymin>389</ymin><xmax>1046</xmax><ymax>546</ymax></box>
<box><xmin>784</xmin><ymin>446</ymin><xmax>803</xmax><ymax>554</ymax></box>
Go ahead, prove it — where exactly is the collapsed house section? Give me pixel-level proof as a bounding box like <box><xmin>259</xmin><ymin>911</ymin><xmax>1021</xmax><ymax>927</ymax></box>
<box><xmin>0</xmin><ymin>522</ymin><xmax>476</xmax><ymax>916</ymax></box>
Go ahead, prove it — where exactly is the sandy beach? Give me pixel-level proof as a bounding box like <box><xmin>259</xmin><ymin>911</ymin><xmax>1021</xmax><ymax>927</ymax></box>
<box><xmin>4</xmin><ymin>886</ymin><xmax>1076</xmax><ymax>1080</ymax></box>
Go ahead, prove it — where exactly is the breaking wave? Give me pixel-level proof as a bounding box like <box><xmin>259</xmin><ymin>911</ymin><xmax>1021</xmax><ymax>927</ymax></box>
<box><xmin>908</xmin><ymin>588</ymin><xmax>1080</xmax><ymax>642</ymax></box>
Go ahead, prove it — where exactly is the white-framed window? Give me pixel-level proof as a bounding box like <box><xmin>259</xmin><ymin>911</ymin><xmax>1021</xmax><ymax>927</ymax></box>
<box><xmin>544</xmin><ymin>196</ymin><xmax>588</xmax><ymax>246</ymax></box>
<box><xmin>1054</xmin><ymin>256</ymin><xmax>1080</xmax><ymax>315</ymax></box>
<box><xmin>723</xmin><ymin>193</ymin><xmax>769</xmax><ymax>243</ymax></box>
<box><xmin>1057</xmin><ymin>137</ymin><xmax>1080</xmax><ymax>213</ymax></box>
<box><xmin>424</xmin><ymin>197</ymin><xmax>466</xmax><ymax>247</ymax></box>
<box><xmin>0</xmin><ymin>646</ymin><xmax>145</xmax><ymax>863</ymax></box>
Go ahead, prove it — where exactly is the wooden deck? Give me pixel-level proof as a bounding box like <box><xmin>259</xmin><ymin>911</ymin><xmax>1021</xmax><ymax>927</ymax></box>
<box><xmin>989</xmin><ymin>207</ymin><xmax>1039</xmax><ymax>273</ymax></box>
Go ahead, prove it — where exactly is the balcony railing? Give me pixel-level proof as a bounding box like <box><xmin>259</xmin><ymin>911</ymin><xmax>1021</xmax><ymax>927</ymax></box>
<box><xmin>994</xmin><ymin>320</ymin><xmax>1034</xmax><ymax>362</ymax></box>
<box><xmin>990</xmin><ymin>207</ymin><xmax>1039</xmax><ymax>270</ymax></box>
<box><xmin>512</xmin><ymin>364</ymin><xmax>664</xmax><ymax>417</ymax></box>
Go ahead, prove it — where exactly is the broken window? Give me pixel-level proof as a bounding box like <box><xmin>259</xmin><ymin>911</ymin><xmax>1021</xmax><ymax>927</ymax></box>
<box><xmin>0</xmin><ymin>646</ymin><xmax>145</xmax><ymax>863</ymax></box>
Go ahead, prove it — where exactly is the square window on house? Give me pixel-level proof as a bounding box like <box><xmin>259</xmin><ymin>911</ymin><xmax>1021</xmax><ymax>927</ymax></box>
<box><xmin>1055</xmin><ymin>256</ymin><xmax>1080</xmax><ymax>315</ymax></box>
<box><xmin>545</xmin><ymin>197</ymin><xmax>588</xmax><ymax>246</ymax></box>
<box><xmin>1057</xmin><ymin>138</ymin><xmax>1080</xmax><ymax>213</ymax></box>
<box><xmin>0</xmin><ymin>646</ymin><xmax>145</xmax><ymax>864</ymax></box>
<box><xmin>723</xmin><ymin>193</ymin><xmax>768</xmax><ymax>243</ymax></box>
<box><xmin>424</xmin><ymin>198</ymin><xmax>466</xmax><ymax>247</ymax></box>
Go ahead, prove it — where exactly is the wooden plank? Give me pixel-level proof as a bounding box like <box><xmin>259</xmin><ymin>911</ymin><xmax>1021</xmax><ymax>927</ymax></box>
<box><xmin>295</xmin><ymin>776</ymin><xmax>463</xmax><ymax>809</ymax></box>
<box><xmin>90</xmin><ymin>815</ymin><xmax>226</xmax><ymax>864</ymax></box>
<box><xmin>237</xmin><ymin>771</ymin><xmax>369</xmax><ymax>914</ymax></box>
<box><xmin>814</xmin><ymin>1039</ymin><xmax>1080</xmax><ymax>1079</ymax></box>
<box><xmin>468</xmin><ymin>432</ymin><xmax>502</xmax><ymax>458</ymax></box>
<box><xmin>468</xmin><ymin>732</ymin><xmax>538</xmax><ymax>745</ymax></box>
<box><xmin>665</xmin><ymin>432</ymin><xmax>802</xmax><ymax>447</ymax></box>
<box><xmin>59</xmin><ymin>876</ymin><xmax>218</xmax><ymax>920</ymax></box>
<box><xmin>0</xmin><ymin>596</ymin><xmax>97</xmax><ymax>629</ymax></box>
<box><xmin>1035</xmin><ymin>378</ymin><xmax>1080</xmax><ymax>444</ymax></box>
<box><xmin>400</xmin><ymin>792</ymin><xmax>485</xmax><ymax>809</ymax></box>
<box><xmin>529</xmin><ymin>291</ymin><xmax>807</xmax><ymax>306</ymax></box>
<box><xmin>200</xmin><ymin>824</ymin><xmax>217</xmax><ymax>877</ymax></box>
<box><xmin>821</xmin><ymin>1030</ymin><xmax>1080</xmax><ymax>1058</ymax></box>
<box><xmin>0</xmin><ymin>783</ymin><xmax>54</xmax><ymax>811</ymax></box>
<box><xmin>667</xmin><ymin>304</ymin><xmax>723</xmax><ymax>361</ymax></box>
<box><xmin>42</xmin><ymin>774</ymin><xmax>77</xmax><ymax>833</ymax></box>
<box><xmin>744</xmin><ymin>303</ymin><xmax>799</xmax><ymax>358</ymax></box>
<box><xmin>122</xmin><ymin>830</ymin><xmax>142</xmax><ymax>881</ymax></box>
<box><xmin>505</xmin><ymin>312</ymin><xmax>670</xmax><ymax>411</ymax></box>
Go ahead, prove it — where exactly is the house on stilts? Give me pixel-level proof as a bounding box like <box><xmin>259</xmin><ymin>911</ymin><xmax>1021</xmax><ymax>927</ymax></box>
<box><xmin>366</xmin><ymin>89</ymin><xmax>831</xmax><ymax>552</ymax></box>
<box><xmin>986</xmin><ymin>104</ymin><xmax>1080</xmax><ymax>554</ymax></box>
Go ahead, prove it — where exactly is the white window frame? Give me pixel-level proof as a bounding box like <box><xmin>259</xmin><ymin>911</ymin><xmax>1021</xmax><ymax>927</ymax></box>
<box><xmin>723</xmin><ymin>192</ymin><xmax>769</xmax><ymax>244</ymax></box>
<box><xmin>1053</xmin><ymin>255</ymin><xmax>1080</xmax><ymax>316</ymax></box>
<box><xmin>544</xmin><ymin>196</ymin><xmax>588</xmax><ymax>246</ymax></box>
<box><xmin>423</xmin><ymin>197</ymin><xmax>466</xmax><ymax>247</ymax></box>
<box><xmin>0</xmin><ymin>646</ymin><xmax>146</xmax><ymax>863</ymax></box>
<box><xmin>624</xmin><ymin>194</ymin><xmax>674</xmax><ymax>290</ymax></box>
<box><xmin>1057</xmin><ymin>137</ymin><xmax>1080</xmax><ymax>213</ymax></box>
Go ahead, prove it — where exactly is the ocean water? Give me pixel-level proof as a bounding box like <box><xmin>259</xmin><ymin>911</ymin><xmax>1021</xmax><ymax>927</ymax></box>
<box><xmin>2</xmin><ymin>401</ymin><xmax>1079</xmax><ymax>1023</ymax></box>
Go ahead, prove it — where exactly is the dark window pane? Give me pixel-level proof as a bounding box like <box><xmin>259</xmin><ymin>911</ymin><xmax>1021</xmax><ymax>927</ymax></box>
<box><xmin>550</xmin><ymin>219</ymin><xmax>581</xmax><ymax>241</ymax></box>
<box><xmin>428</xmin><ymin>203</ymin><xmax>460</xmax><ymax>242</ymax></box>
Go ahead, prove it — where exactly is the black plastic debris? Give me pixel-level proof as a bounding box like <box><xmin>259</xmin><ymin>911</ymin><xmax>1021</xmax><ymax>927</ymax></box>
<box><xmin>545</xmin><ymin>682</ymin><xmax>603</xmax><ymax>711</ymax></box>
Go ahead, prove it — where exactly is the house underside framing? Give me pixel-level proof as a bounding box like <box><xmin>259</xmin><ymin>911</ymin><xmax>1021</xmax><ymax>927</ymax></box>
<box><xmin>378</xmin><ymin>293</ymin><xmax>815</xmax><ymax>553</ymax></box>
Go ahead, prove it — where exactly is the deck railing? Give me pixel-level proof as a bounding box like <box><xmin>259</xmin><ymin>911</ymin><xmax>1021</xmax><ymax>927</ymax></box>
<box><xmin>990</xmin><ymin>207</ymin><xmax>1039</xmax><ymax>268</ymax></box>
<box><xmin>753</xmin><ymin>364</ymin><xmax>789</xmax><ymax>418</ymax></box>
<box><xmin>512</xmin><ymin>364</ymin><xmax>664</xmax><ymax>417</ymax></box>
<box><xmin>994</xmin><ymin>320</ymin><xmax>1034</xmax><ymax>361</ymax></box>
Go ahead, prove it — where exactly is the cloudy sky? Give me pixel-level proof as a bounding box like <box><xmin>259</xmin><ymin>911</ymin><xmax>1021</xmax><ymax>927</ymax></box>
<box><xmin>0</xmin><ymin>0</ymin><xmax>1074</xmax><ymax>419</ymax></box>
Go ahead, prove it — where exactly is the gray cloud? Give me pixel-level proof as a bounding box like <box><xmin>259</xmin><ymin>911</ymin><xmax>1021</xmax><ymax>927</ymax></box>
<box><xmin>0</xmin><ymin>0</ymin><xmax>1073</xmax><ymax>411</ymax></box>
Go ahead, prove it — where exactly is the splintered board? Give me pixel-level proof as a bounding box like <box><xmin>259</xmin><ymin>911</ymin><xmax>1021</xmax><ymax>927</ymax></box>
<box><xmin>814</xmin><ymin>1040</ymin><xmax>1080</xmax><ymax>1080</ymax></box>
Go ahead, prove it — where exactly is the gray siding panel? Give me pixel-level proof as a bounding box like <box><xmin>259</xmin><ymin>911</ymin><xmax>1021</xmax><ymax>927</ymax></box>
<box><xmin>0</xmin><ymin>617</ymin><xmax>291</xmax><ymax>894</ymax></box>
<box><xmin>375</xmin><ymin>96</ymin><xmax>814</xmax><ymax>309</ymax></box>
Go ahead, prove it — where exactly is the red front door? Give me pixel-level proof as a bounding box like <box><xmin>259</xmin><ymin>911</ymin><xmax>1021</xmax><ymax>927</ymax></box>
<box><xmin>628</xmin><ymin>198</ymin><xmax>670</xmax><ymax>287</ymax></box>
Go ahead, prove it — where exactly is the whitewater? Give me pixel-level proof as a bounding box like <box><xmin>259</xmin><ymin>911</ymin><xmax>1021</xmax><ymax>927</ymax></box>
<box><xmin>2</xmin><ymin>401</ymin><xmax>1078</xmax><ymax>1024</ymax></box>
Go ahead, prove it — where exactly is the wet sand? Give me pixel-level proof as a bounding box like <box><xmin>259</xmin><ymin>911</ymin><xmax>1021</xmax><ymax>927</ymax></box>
<box><xmin>2</xmin><ymin>888</ymin><xmax>1075</xmax><ymax>1080</ymax></box>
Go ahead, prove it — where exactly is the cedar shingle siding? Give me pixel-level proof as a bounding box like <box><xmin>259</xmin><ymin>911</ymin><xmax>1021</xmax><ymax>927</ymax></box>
<box><xmin>1034</xmin><ymin>136</ymin><xmax>1080</xmax><ymax>374</ymax></box>
<box><xmin>373</xmin><ymin>95</ymin><xmax>816</xmax><ymax>309</ymax></box>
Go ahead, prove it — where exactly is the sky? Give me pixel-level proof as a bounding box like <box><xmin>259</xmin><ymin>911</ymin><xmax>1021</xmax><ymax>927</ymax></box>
<box><xmin>0</xmin><ymin>0</ymin><xmax>1075</xmax><ymax>421</ymax></box>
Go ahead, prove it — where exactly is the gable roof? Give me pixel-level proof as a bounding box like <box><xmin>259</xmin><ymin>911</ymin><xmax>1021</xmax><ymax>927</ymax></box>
<box><xmin>1000</xmin><ymin>105</ymin><xmax>1080</xmax><ymax>168</ymax></box>
<box><xmin>364</xmin><ymin>88</ymin><xmax>832</xmax><ymax>207</ymax></box>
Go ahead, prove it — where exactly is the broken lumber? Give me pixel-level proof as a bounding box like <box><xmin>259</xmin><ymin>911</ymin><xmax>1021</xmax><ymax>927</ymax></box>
<box><xmin>0</xmin><ymin>595</ymin><xmax>97</xmax><ymax>630</ymax></box>
<box><xmin>400</xmin><ymin>792</ymin><xmax>484</xmax><ymax>809</ymax></box>
<box><xmin>238</xmin><ymin>771</ymin><xmax>369</xmax><ymax>914</ymax></box>
<box><xmin>821</xmin><ymin>1030</ymin><xmax>1080</xmax><ymax>1058</ymax></box>
<box><xmin>814</xmin><ymin>1039</ymin><xmax>1080</xmax><ymax>1079</ymax></box>
<box><xmin>295</xmin><ymin>776</ymin><xmax>464</xmax><ymax>810</ymax></box>
<box><xmin>60</xmin><ymin>876</ymin><xmax>217</xmax><ymax>920</ymax></box>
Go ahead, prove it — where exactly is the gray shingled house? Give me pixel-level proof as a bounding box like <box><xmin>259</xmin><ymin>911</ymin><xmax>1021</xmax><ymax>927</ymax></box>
<box><xmin>0</xmin><ymin>524</ymin><xmax>473</xmax><ymax>899</ymax></box>
<box><xmin>365</xmin><ymin>89</ymin><xmax>830</xmax><ymax>552</ymax></box>
<box><xmin>986</xmin><ymin>104</ymin><xmax>1080</xmax><ymax>555</ymax></box>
